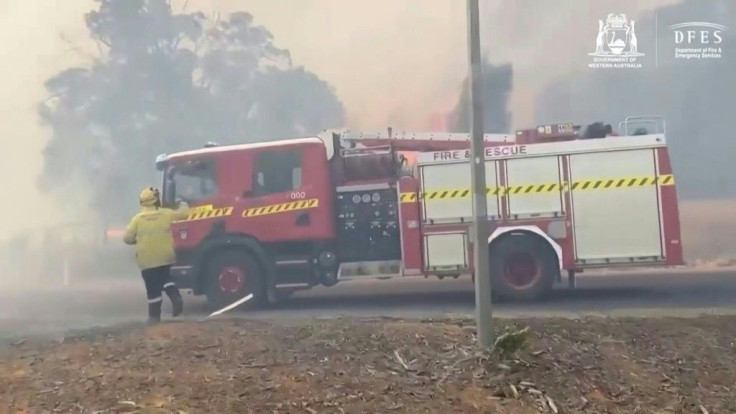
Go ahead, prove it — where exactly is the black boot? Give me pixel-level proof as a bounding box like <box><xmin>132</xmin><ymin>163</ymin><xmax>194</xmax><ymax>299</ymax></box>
<box><xmin>148</xmin><ymin>300</ymin><xmax>162</xmax><ymax>324</ymax></box>
<box><xmin>164</xmin><ymin>285</ymin><xmax>183</xmax><ymax>317</ymax></box>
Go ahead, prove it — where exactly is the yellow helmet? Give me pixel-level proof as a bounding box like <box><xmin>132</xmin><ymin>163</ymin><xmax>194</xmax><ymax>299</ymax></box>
<box><xmin>139</xmin><ymin>186</ymin><xmax>160</xmax><ymax>206</ymax></box>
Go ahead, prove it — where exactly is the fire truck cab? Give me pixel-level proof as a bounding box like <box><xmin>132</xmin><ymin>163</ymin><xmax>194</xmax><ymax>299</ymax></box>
<box><xmin>155</xmin><ymin>116</ymin><xmax>683</xmax><ymax>308</ymax></box>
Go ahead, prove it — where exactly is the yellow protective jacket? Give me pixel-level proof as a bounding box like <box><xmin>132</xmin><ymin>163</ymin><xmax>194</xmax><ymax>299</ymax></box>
<box><xmin>123</xmin><ymin>205</ymin><xmax>190</xmax><ymax>270</ymax></box>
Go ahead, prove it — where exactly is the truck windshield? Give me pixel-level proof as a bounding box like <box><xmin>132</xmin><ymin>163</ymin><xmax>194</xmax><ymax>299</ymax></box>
<box><xmin>162</xmin><ymin>159</ymin><xmax>218</xmax><ymax>205</ymax></box>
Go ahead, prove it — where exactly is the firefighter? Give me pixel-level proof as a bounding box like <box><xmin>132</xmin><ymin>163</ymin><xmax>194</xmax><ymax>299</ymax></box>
<box><xmin>123</xmin><ymin>186</ymin><xmax>190</xmax><ymax>324</ymax></box>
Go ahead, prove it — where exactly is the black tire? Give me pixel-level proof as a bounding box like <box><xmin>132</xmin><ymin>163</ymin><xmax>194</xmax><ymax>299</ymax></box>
<box><xmin>489</xmin><ymin>232</ymin><xmax>557</xmax><ymax>302</ymax></box>
<box><xmin>204</xmin><ymin>249</ymin><xmax>265</xmax><ymax>310</ymax></box>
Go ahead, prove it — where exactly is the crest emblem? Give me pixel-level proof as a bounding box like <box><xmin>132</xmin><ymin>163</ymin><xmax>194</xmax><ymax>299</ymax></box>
<box><xmin>589</xmin><ymin>13</ymin><xmax>644</xmax><ymax>57</ymax></box>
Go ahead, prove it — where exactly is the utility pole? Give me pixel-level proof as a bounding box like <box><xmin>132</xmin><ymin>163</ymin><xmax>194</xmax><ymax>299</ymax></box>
<box><xmin>466</xmin><ymin>0</ymin><xmax>493</xmax><ymax>347</ymax></box>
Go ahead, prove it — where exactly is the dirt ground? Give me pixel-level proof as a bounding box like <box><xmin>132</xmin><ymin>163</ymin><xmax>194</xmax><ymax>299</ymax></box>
<box><xmin>1</xmin><ymin>316</ymin><xmax>735</xmax><ymax>414</ymax></box>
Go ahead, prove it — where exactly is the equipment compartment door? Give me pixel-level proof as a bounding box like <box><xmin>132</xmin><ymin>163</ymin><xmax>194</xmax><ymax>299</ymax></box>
<box><xmin>505</xmin><ymin>155</ymin><xmax>564</xmax><ymax>218</ymax></box>
<box><xmin>420</xmin><ymin>161</ymin><xmax>499</xmax><ymax>223</ymax></box>
<box><xmin>423</xmin><ymin>233</ymin><xmax>469</xmax><ymax>272</ymax></box>
<box><xmin>569</xmin><ymin>148</ymin><xmax>663</xmax><ymax>262</ymax></box>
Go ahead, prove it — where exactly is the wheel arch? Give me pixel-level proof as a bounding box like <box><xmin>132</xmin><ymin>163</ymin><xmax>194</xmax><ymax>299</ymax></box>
<box><xmin>488</xmin><ymin>225</ymin><xmax>562</xmax><ymax>270</ymax></box>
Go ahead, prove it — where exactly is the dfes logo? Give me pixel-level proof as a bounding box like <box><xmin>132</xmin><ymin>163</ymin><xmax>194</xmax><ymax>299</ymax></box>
<box><xmin>668</xmin><ymin>22</ymin><xmax>727</xmax><ymax>60</ymax></box>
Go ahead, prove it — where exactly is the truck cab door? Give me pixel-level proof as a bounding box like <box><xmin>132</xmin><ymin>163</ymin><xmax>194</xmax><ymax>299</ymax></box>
<box><xmin>165</xmin><ymin>158</ymin><xmax>222</xmax><ymax>248</ymax></box>
<box><xmin>242</xmin><ymin>147</ymin><xmax>320</xmax><ymax>242</ymax></box>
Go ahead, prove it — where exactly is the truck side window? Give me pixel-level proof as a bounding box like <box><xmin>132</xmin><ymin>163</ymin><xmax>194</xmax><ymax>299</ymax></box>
<box><xmin>252</xmin><ymin>149</ymin><xmax>303</xmax><ymax>196</ymax></box>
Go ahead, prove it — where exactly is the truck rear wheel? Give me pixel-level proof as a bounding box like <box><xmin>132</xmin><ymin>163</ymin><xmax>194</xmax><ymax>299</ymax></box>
<box><xmin>489</xmin><ymin>233</ymin><xmax>556</xmax><ymax>302</ymax></box>
<box><xmin>205</xmin><ymin>250</ymin><xmax>265</xmax><ymax>310</ymax></box>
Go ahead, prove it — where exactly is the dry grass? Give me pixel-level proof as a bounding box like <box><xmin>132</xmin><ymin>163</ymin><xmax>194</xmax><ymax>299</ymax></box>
<box><xmin>1</xmin><ymin>316</ymin><xmax>735</xmax><ymax>413</ymax></box>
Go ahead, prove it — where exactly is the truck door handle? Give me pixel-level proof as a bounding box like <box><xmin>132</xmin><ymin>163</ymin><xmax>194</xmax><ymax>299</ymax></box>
<box><xmin>295</xmin><ymin>212</ymin><xmax>310</xmax><ymax>226</ymax></box>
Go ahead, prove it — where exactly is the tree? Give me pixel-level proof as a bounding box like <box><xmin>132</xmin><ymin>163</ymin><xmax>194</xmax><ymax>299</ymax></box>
<box><xmin>195</xmin><ymin>12</ymin><xmax>345</xmax><ymax>140</ymax></box>
<box><xmin>38</xmin><ymin>0</ymin><xmax>345</xmax><ymax>222</ymax></box>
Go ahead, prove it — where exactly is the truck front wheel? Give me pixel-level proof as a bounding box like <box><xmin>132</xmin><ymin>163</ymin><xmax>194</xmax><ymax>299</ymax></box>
<box><xmin>204</xmin><ymin>249</ymin><xmax>265</xmax><ymax>310</ymax></box>
<box><xmin>489</xmin><ymin>233</ymin><xmax>557</xmax><ymax>302</ymax></box>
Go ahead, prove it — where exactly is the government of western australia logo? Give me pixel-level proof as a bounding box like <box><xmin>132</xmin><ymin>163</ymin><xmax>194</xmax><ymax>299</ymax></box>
<box><xmin>588</xmin><ymin>13</ymin><xmax>644</xmax><ymax>69</ymax></box>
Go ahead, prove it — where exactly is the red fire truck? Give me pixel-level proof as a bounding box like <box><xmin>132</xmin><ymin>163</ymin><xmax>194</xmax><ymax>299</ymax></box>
<box><xmin>154</xmin><ymin>116</ymin><xmax>683</xmax><ymax>308</ymax></box>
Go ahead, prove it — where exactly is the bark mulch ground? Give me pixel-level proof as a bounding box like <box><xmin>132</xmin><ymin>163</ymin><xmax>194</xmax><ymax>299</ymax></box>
<box><xmin>1</xmin><ymin>315</ymin><xmax>735</xmax><ymax>413</ymax></box>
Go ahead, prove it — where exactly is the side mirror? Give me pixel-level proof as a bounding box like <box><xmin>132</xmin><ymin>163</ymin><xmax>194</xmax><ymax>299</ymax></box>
<box><xmin>155</xmin><ymin>154</ymin><xmax>168</xmax><ymax>171</ymax></box>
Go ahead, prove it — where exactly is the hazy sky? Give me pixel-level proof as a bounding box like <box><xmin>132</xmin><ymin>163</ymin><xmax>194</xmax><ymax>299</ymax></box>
<box><xmin>0</xmin><ymin>0</ymin><xmax>677</xmax><ymax>237</ymax></box>
<box><xmin>0</xmin><ymin>0</ymin><xmax>96</xmax><ymax>236</ymax></box>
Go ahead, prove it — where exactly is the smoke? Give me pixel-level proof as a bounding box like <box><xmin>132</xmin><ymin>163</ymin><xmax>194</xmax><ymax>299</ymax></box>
<box><xmin>1</xmin><ymin>0</ymin><xmax>349</xmax><ymax>289</ymax></box>
<box><xmin>446</xmin><ymin>61</ymin><xmax>513</xmax><ymax>133</ymax></box>
<box><xmin>2</xmin><ymin>0</ymin><xmax>733</xmax><ymax>338</ymax></box>
<box><xmin>0</xmin><ymin>0</ymin><xmax>96</xmax><ymax>241</ymax></box>
<box><xmin>534</xmin><ymin>0</ymin><xmax>735</xmax><ymax>199</ymax></box>
<box><xmin>0</xmin><ymin>0</ymin><xmax>730</xmax><ymax>266</ymax></box>
<box><xmin>185</xmin><ymin>0</ymin><xmax>469</xmax><ymax>130</ymax></box>
<box><xmin>0</xmin><ymin>0</ymin><xmax>470</xmax><ymax>246</ymax></box>
<box><xmin>475</xmin><ymin>0</ymin><xmax>679</xmax><ymax>126</ymax></box>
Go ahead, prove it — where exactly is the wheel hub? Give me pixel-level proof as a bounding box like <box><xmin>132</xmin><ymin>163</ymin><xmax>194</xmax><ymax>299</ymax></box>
<box><xmin>219</xmin><ymin>266</ymin><xmax>246</xmax><ymax>293</ymax></box>
<box><xmin>504</xmin><ymin>252</ymin><xmax>540</xmax><ymax>289</ymax></box>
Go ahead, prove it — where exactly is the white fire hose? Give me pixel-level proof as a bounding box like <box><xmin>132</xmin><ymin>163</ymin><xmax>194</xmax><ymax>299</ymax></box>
<box><xmin>206</xmin><ymin>293</ymin><xmax>254</xmax><ymax>319</ymax></box>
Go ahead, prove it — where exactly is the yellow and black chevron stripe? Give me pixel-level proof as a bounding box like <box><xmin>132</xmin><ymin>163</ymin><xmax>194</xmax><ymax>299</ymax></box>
<box><xmin>178</xmin><ymin>205</ymin><xmax>234</xmax><ymax>222</ymax></box>
<box><xmin>569</xmin><ymin>174</ymin><xmax>673</xmax><ymax>190</ymax></box>
<box><xmin>505</xmin><ymin>183</ymin><xmax>564</xmax><ymax>195</ymax></box>
<box><xmin>400</xmin><ymin>174</ymin><xmax>675</xmax><ymax>203</ymax></box>
<box><xmin>242</xmin><ymin>198</ymin><xmax>319</xmax><ymax>218</ymax></box>
<box><xmin>400</xmin><ymin>193</ymin><xmax>419</xmax><ymax>203</ymax></box>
